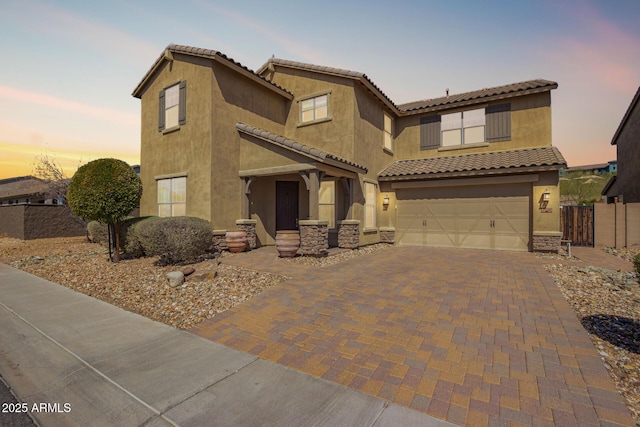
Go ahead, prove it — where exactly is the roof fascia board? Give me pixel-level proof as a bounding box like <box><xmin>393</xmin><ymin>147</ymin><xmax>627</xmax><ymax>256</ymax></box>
<box><xmin>379</xmin><ymin>164</ymin><xmax>564</xmax><ymax>182</ymax></box>
<box><xmin>212</xmin><ymin>56</ymin><xmax>293</xmax><ymax>100</ymax></box>
<box><xmin>390</xmin><ymin>173</ymin><xmax>540</xmax><ymax>189</ymax></box>
<box><xmin>610</xmin><ymin>87</ymin><xmax>640</xmax><ymax>145</ymax></box>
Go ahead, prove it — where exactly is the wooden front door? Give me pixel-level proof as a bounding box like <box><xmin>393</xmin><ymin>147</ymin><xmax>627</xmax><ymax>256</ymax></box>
<box><xmin>276</xmin><ymin>181</ymin><xmax>299</xmax><ymax>231</ymax></box>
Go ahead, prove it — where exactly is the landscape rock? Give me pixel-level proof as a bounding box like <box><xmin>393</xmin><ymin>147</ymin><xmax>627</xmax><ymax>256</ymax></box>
<box><xmin>166</xmin><ymin>271</ymin><xmax>185</xmax><ymax>288</ymax></box>
<box><xmin>182</xmin><ymin>267</ymin><xmax>196</xmax><ymax>276</ymax></box>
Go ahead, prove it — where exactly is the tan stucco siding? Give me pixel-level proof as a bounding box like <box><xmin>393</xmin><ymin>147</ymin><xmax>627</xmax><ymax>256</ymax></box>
<box><xmin>268</xmin><ymin>68</ymin><xmax>356</xmax><ymax>161</ymax></box>
<box><xmin>394</xmin><ymin>92</ymin><xmax>553</xmax><ymax>161</ymax></box>
<box><xmin>138</xmin><ymin>55</ymin><xmax>213</xmax><ymax>221</ymax></box>
<box><xmin>532</xmin><ymin>171</ymin><xmax>561</xmax><ymax>233</ymax></box>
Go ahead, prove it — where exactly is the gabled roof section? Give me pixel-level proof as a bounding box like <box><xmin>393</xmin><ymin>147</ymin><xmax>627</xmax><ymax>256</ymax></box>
<box><xmin>132</xmin><ymin>44</ymin><xmax>293</xmax><ymax>99</ymax></box>
<box><xmin>257</xmin><ymin>58</ymin><xmax>399</xmax><ymax>113</ymax></box>
<box><xmin>397</xmin><ymin>80</ymin><xmax>558</xmax><ymax>114</ymax></box>
<box><xmin>379</xmin><ymin>146</ymin><xmax>566</xmax><ymax>181</ymax></box>
<box><xmin>236</xmin><ymin>122</ymin><xmax>367</xmax><ymax>174</ymax></box>
<box><xmin>611</xmin><ymin>86</ymin><xmax>640</xmax><ymax>145</ymax></box>
<box><xmin>0</xmin><ymin>176</ymin><xmax>48</xmax><ymax>199</ymax></box>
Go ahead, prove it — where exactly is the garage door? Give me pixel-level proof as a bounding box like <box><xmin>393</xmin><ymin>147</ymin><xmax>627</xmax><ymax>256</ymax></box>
<box><xmin>396</xmin><ymin>184</ymin><xmax>530</xmax><ymax>251</ymax></box>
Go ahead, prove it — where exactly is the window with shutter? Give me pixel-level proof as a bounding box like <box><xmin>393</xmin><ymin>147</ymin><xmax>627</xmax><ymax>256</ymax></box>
<box><xmin>485</xmin><ymin>103</ymin><xmax>511</xmax><ymax>142</ymax></box>
<box><xmin>159</xmin><ymin>81</ymin><xmax>186</xmax><ymax>132</ymax></box>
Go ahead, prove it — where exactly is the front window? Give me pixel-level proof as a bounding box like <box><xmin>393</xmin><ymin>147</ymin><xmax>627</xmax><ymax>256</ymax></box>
<box><xmin>319</xmin><ymin>180</ymin><xmax>335</xmax><ymax>228</ymax></box>
<box><xmin>441</xmin><ymin>108</ymin><xmax>485</xmax><ymax>147</ymax></box>
<box><xmin>157</xmin><ymin>176</ymin><xmax>186</xmax><ymax>217</ymax></box>
<box><xmin>300</xmin><ymin>94</ymin><xmax>328</xmax><ymax>123</ymax></box>
<box><xmin>364</xmin><ymin>182</ymin><xmax>377</xmax><ymax>229</ymax></box>
<box><xmin>384</xmin><ymin>112</ymin><xmax>393</xmax><ymax>151</ymax></box>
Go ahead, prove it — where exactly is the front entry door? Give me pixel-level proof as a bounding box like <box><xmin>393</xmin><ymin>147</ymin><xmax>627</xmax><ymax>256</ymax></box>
<box><xmin>276</xmin><ymin>181</ymin><xmax>299</xmax><ymax>230</ymax></box>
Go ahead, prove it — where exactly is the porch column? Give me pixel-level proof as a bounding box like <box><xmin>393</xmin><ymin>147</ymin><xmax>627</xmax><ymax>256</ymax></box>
<box><xmin>300</xmin><ymin>170</ymin><xmax>322</xmax><ymax>220</ymax></box>
<box><xmin>340</xmin><ymin>177</ymin><xmax>353</xmax><ymax>219</ymax></box>
<box><xmin>241</xmin><ymin>176</ymin><xmax>255</xmax><ymax>219</ymax></box>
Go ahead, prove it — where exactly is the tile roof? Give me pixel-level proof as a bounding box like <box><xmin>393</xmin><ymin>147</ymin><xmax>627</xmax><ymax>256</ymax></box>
<box><xmin>258</xmin><ymin>58</ymin><xmax>399</xmax><ymax>111</ymax></box>
<box><xmin>235</xmin><ymin>123</ymin><xmax>367</xmax><ymax>174</ymax></box>
<box><xmin>378</xmin><ymin>147</ymin><xmax>566</xmax><ymax>181</ymax></box>
<box><xmin>397</xmin><ymin>80</ymin><xmax>558</xmax><ymax>113</ymax></box>
<box><xmin>132</xmin><ymin>44</ymin><xmax>292</xmax><ymax>99</ymax></box>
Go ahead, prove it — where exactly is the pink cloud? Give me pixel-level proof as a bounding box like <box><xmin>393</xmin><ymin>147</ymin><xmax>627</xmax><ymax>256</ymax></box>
<box><xmin>0</xmin><ymin>85</ymin><xmax>138</xmax><ymax>126</ymax></box>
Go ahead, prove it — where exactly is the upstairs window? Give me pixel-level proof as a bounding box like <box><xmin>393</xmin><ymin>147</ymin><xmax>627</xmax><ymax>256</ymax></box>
<box><xmin>441</xmin><ymin>108</ymin><xmax>485</xmax><ymax>147</ymax></box>
<box><xmin>383</xmin><ymin>112</ymin><xmax>393</xmax><ymax>151</ymax></box>
<box><xmin>300</xmin><ymin>94</ymin><xmax>328</xmax><ymax>123</ymax></box>
<box><xmin>158</xmin><ymin>81</ymin><xmax>186</xmax><ymax>131</ymax></box>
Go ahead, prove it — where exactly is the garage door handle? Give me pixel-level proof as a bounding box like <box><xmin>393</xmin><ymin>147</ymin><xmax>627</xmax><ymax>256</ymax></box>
<box><xmin>490</xmin><ymin>220</ymin><xmax>495</xmax><ymax>228</ymax></box>
<box><xmin>422</xmin><ymin>220</ymin><xmax>427</xmax><ymax>227</ymax></box>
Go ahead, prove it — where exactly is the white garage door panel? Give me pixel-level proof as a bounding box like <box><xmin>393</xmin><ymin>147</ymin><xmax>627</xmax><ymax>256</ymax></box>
<box><xmin>397</xmin><ymin>185</ymin><xmax>530</xmax><ymax>251</ymax></box>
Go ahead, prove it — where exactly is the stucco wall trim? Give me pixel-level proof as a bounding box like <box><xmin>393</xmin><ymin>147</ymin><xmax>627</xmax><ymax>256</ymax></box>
<box><xmin>154</xmin><ymin>172</ymin><xmax>189</xmax><ymax>180</ymax></box>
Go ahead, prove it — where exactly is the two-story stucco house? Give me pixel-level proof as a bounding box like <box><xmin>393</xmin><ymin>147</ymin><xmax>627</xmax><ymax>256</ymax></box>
<box><xmin>133</xmin><ymin>44</ymin><xmax>566</xmax><ymax>254</ymax></box>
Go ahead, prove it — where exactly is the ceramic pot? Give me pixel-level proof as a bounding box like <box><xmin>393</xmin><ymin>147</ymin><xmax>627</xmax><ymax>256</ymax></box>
<box><xmin>226</xmin><ymin>229</ymin><xmax>247</xmax><ymax>253</ymax></box>
<box><xmin>275</xmin><ymin>230</ymin><xmax>300</xmax><ymax>258</ymax></box>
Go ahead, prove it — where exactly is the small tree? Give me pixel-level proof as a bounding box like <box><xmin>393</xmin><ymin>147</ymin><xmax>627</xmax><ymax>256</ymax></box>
<box><xmin>67</xmin><ymin>159</ymin><xmax>142</xmax><ymax>262</ymax></box>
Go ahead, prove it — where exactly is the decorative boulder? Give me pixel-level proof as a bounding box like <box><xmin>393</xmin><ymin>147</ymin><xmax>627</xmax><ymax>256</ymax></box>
<box><xmin>166</xmin><ymin>271</ymin><xmax>185</xmax><ymax>288</ymax></box>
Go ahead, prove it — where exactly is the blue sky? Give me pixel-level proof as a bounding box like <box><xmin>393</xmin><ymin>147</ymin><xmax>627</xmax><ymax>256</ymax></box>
<box><xmin>1</xmin><ymin>0</ymin><xmax>639</xmax><ymax>178</ymax></box>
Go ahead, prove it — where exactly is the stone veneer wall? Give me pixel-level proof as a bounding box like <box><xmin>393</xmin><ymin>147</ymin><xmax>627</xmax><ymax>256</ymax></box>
<box><xmin>212</xmin><ymin>230</ymin><xmax>228</xmax><ymax>252</ymax></box>
<box><xmin>532</xmin><ymin>232</ymin><xmax>562</xmax><ymax>252</ymax></box>
<box><xmin>338</xmin><ymin>220</ymin><xmax>359</xmax><ymax>249</ymax></box>
<box><xmin>235</xmin><ymin>219</ymin><xmax>257</xmax><ymax>250</ymax></box>
<box><xmin>379</xmin><ymin>227</ymin><xmax>395</xmax><ymax>244</ymax></box>
<box><xmin>299</xmin><ymin>220</ymin><xmax>328</xmax><ymax>256</ymax></box>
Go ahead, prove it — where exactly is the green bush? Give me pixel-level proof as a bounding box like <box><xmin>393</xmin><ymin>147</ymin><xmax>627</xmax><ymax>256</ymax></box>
<box><xmin>136</xmin><ymin>216</ymin><xmax>213</xmax><ymax>265</ymax></box>
<box><xmin>87</xmin><ymin>221</ymin><xmax>108</xmax><ymax>244</ymax></box>
<box><xmin>87</xmin><ymin>217</ymin><xmax>159</xmax><ymax>259</ymax></box>
<box><xmin>634</xmin><ymin>253</ymin><xmax>640</xmax><ymax>280</ymax></box>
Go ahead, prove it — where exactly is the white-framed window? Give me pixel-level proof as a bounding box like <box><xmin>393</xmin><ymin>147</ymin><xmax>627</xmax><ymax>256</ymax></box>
<box><xmin>319</xmin><ymin>180</ymin><xmax>335</xmax><ymax>228</ymax></box>
<box><xmin>441</xmin><ymin>108</ymin><xmax>485</xmax><ymax>147</ymax></box>
<box><xmin>383</xmin><ymin>112</ymin><xmax>393</xmax><ymax>151</ymax></box>
<box><xmin>364</xmin><ymin>182</ymin><xmax>377</xmax><ymax>229</ymax></box>
<box><xmin>300</xmin><ymin>94</ymin><xmax>328</xmax><ymax>123</ymax></box>
<box><xmin>158</xmin><ymin>81</ymin><xmax>186</xmax><ymax>131</ymax></box>
<box><xmin>157</xmin><ymin>176</ymin><xmax>186</xmax><ymax>217</ymax></box>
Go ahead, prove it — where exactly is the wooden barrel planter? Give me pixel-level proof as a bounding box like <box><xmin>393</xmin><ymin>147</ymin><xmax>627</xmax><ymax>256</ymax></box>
<box><xmin>225</xmin><ymin>229</ymin><xmax>247</xmax><ymax>253</ymax></box>
<box><xmin>276</xmin><ymin>230</ymin><xmax>300</xmax><ymax>258</ymax></box>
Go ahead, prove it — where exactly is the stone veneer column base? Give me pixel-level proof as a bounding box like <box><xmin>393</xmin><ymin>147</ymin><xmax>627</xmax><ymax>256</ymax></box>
<box><xmin>532</xmin><ymin>232</ymin><xmax>562</xmax><ymax>253</ymax></box>
<box><xmin>379</xmin><ymin>227</ymin><xmax>396</xmax><ymax>244</ymax></box>
<box><xmin>338</xmin><ymin>220</ymin><xmax>360</xmax><ymax>249</ymax></box>
<box><xmin>212</xmin><ymin>230</ymin><xmax>228</xmax><ymax>252</ymax></box>
<box><xmin>236</xmin><ymin>219</ymin><xmax>257</xmax><ymax>250</ymax></box>
<box><xmin>299</xmin><ymin>220</ymin><xmax>329</xmax><ymax>256</ymax></box>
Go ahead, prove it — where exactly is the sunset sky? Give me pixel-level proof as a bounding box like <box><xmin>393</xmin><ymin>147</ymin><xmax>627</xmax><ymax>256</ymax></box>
<box><xmin>1</xmin><ymin>0</ymin><xmax>639</xmax><ymax>179</ymax></box>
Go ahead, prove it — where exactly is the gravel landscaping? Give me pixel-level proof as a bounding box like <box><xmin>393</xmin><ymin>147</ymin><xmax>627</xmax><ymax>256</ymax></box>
<box><xmin>1</xmin><ymin>236</ymin><xmax>638</xmax><ymax>423</ymax></box>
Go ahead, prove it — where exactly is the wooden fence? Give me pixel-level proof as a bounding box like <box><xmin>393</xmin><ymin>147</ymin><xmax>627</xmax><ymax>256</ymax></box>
<box><xmin>560</xmin><ymin>205</ymin><xmax>594</xmax><ymax>246</ymax></box>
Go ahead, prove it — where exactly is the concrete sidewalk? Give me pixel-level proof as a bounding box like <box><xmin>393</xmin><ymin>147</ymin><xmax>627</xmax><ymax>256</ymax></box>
<box><xmin>0</xmin><ymin>262</ymin><xmax>453</xmax><ymax>427</ymax></box>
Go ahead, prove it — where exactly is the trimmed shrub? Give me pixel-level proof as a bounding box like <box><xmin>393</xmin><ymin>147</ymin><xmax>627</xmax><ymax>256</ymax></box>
<box><xmin>87</xmin><ymin>221</ymin><xmax>108</xmax><ymax>244</ymax></box>
<box><xmin>136</xmin><ymin>216</ymin><xmax>214</xmax><ymax>265</ymax></box>
<box><xmin>87</xmin><ymin>217</ymin><xmax>159</xmax><ymax>259</ymax></box>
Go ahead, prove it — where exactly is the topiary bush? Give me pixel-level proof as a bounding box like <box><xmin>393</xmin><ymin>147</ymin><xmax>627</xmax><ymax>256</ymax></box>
<box><xmin>135</xmin><ymin>216</ymin><xmax>214</xmax><ymax>265</ymax></box>
<box><xmin>87</xmin><ymin>221</ymin><xmax>108</xmax><ymax>244</ymax></box>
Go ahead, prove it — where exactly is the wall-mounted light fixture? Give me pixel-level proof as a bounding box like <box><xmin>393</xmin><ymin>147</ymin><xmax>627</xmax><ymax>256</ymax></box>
<box><xmin>542</xmin><ymin>190</ymin><xmax>550</xmax><ymax>202</ymax></box>
<box><xmin>383</xmin><ymin>195</ymin><xmax>390</xmax><ymax>207</ymax></box>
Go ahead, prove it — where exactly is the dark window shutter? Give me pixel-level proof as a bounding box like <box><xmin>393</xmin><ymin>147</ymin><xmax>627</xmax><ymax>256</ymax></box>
<box><xmin>420</xmin><ymin>115</ymin><xmax>441</xmax><ymax>150</ymax></box>
<box><xmin>158</xmin><ymin>89</ymin><xmax>166</xmax><ymax>131</ymax></box>
<box><xmin>178</xmin><ymin>81</ymin><xmax>187</xmax><ymax>125</ymax></box>
<box><xmin>486</xmin><ymin>103</ymin><xmax>510</xmax><ymax>142</ymax></box>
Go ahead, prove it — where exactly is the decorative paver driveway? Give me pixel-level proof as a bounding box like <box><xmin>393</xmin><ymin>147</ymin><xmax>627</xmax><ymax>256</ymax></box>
<box><xmin>191</xmin><ymin>246</ymin><xmax>634</xmax><ymax>426</ymax></box>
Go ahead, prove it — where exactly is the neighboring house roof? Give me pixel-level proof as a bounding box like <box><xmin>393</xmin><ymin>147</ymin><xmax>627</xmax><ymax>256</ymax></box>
<box><xmin>397</xmin><ymin>80</ymin><xmax>558</xmax><ymax>114</ymax></box>
<box><xmin>564</xmin><ymin>162</ymin><xmax>611</xmax><ymax>171</ymax></box>
<box><xmin>378</xmin><ymin>146</ymin><xmax>566</xmax><ymax>181</ymax></box>
<box><xmin>611</xmin><ymin>86</ymin><xmax>640</xmax><ymax>145</ymax></box>
<box><xmin>602</xmin><ymin>175</ymin><xmax>618</xmax><ymax>197</ymax></box>
<box><xmin>132</xmin><ymin>44</ymin><xmax>293</xmax><ymax>99</ymax></box>
<box><xmin>0</xmin><ymin>176</ymin><xmax>48</xmax><ymax>200</ymax></box>
<box><xmin>236</xmin><ymin>122</ymin><xmax>368</xmax><ymax>174</ymax></box>
<box><xmin>258</xmin><ymin>57</ymin><xmax>399</xmax><ymax>113</ymax></box>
